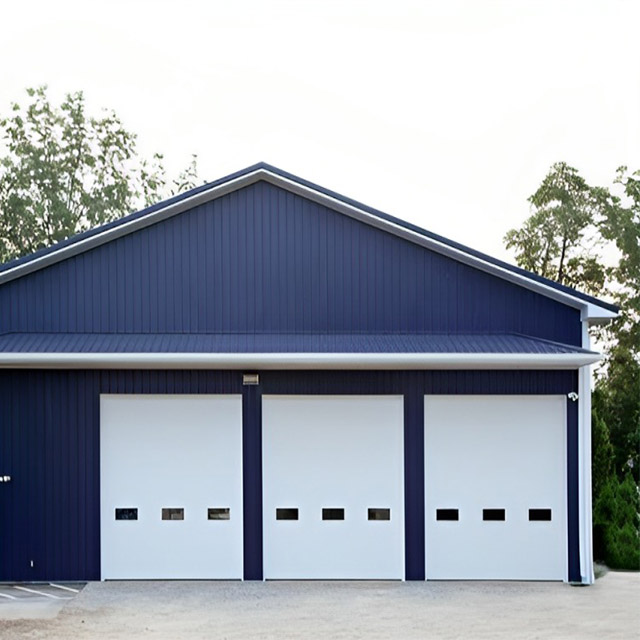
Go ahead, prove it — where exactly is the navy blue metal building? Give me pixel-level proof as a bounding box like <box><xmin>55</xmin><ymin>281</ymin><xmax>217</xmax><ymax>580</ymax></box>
<box><xmin>0</xmin><ymin>163</ymin><xmax>617</xmax><ymax>583</ymax></box>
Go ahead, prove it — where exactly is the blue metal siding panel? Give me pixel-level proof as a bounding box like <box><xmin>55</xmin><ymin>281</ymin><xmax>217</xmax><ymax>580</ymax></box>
<box><xmin>0</xmin><ymin>181</ymin><xmax>581</xmax><ymax>344</ymax></box>
<box><xmin>242</xmin><ymin>384</ymin><xmax>263</xmax><ymax>580</ymax></box>
<box><xmin>404</xmin><ymin>389</ymin><xmax>425</xmax><ymax>580</ymax></box>
<box><xmin>567</xmin><ymin>397</ymin><xmax>581</xmax><ymax>581</ymax></box>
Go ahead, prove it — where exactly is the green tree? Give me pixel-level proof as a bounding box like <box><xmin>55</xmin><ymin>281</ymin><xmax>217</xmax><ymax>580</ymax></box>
<box><xmin>504</xmin><ymin>162</ymin><xmax>607</xmax><ymax>296</ymax></box>
<box><xmin>593</xmin><ymin>473</ymin><xmax>640</xmax><ymax>569</ymax></box>
<box><xmin>593</xmin><ymin>167</ymin><xmax>640</xmax><ymax>480</ymax></box>
<box><xmin>593</xmin><ymin>352</ymin><xmax>640</xmax><ymax>481</ymax></box>
<box><xmin>591</xmin><ymin>411</ymin><xmax>614</xmax><ymax>501</ymax></box>
<box><xmin>0</xmin><ymin>86</ymin><xmax>199</xmax><ymax>263</ymax></box>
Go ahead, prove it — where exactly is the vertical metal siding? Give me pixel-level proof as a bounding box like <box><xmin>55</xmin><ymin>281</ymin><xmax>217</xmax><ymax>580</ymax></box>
<box><xmin>242</xmin><ymin>384</ymin><xmax>263</xmax><ymax>580</ymax></box>
<box><xmin>567</xmin><ymin>397</ymin><xmax>581</xmax><ymax>582</ymax></box>
<box><xmin>0</xmin><ymin>369</ymin><xmax>578</xmax><ymax>582</ymax></box>
<box><xmin>0</xmin><ymin>181</ymin><xmax>581</xmax><ymax>344</ymax></box>
<box><xmin>404</xmin><ymin>389</ymin><xmax>425</xmax><ymax>580</ymax></box>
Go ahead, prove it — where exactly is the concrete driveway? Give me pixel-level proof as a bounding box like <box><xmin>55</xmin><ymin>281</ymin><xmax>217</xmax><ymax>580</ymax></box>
<box><xmin>0</xmin><ymin>582</ymin><xmax>85</xmax><ymax>620</ymax></box>
<box><xmin>1</xmin><ymin>572</ymin><xmax>638</xmax><ymax>639</ymax></box>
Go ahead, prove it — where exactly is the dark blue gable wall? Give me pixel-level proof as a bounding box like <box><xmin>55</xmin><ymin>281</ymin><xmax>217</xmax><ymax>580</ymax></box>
<box><xmin>0</xmin><ymin>181</ymin><xmax>581</xmax><ymax>344</ymax></box>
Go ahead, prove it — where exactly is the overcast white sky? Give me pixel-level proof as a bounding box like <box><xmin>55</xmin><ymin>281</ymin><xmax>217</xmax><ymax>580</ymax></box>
<box><xmin>1</xmin><ymin>0</ymin><xmax>638</xmax><ymax>261</ymax></box>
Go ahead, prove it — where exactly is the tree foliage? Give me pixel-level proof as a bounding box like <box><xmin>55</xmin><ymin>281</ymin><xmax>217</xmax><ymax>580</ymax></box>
<box><xmin>504</xmin><ymin>162</ymin><xmax>606</xmax><ymax>295</ymax></box>
<box><xmin>0</xmin><ymin>86</ymin><xmax>199</xmax><ymax>263</ymax></box>
<box><xmin>593</xmin><ymin>166</ymin><xmax>640</xmax><ymax>480</ymax></box>
<box><xmin>593</xmin><ymin>472</ymin><xmax>640</xmax><ymax>569</ymax></box>
<box><xmin>600</xmin><ymin>167</ymin><xmax>640</xmax><ymax>351</ymax></box>
<box><xmin>591</xmin><ymin>411</ymin><xmax>614</xmax><ymax>501</ymax></box>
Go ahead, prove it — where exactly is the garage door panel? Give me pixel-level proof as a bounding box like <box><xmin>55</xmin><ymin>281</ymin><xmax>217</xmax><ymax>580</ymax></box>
<box><xmin>425</xmin><ymin>395</ymin><xmax>566</xmax><ymax>581</ymax></box>
<box><xmin>100</xmin><ymin>395</ymin><xmax>243</xmax><ymax>580</ymax></box>
<box><xmin>263</xmin><ymin>396</ymin><xmax>404</xmax><ymax>580</ymax></box>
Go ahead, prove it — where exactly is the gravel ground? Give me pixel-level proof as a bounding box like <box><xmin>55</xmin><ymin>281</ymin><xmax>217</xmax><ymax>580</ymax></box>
<box><xmin>1</xmin><ymin>572</ymin><xmax>638</xmax><ymax>639</ymax></box>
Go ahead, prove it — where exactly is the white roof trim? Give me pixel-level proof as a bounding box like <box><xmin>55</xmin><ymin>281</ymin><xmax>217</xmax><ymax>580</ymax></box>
<box><xmin>0</xmin><ymin>352</ymin><xmax>601</xmax><ymax>370</ymax></box>
<box><xmin>0</xmin><ymin>167</ymin><xmax>616</xmax><ymax>320</ymax></box>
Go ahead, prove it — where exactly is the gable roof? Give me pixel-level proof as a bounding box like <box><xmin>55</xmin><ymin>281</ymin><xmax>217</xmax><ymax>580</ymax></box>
<box><xmin>0</xmin><ymin>162</ymin><xmax>618</xmax><ymax>320</ymax></box>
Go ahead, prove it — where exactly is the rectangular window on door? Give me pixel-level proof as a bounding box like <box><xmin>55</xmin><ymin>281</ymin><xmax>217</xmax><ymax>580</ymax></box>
<box><xmin>322</xmin><ymin>508</ymin><xmax>345</xmax><ymax>521</ymax></box>
<box><xmin>436</xmin><ymin>509</ymin><xmax>459</xmax><ymax>521</ymax></box>
<box><xmin>162</xmin><ymin>508</ymin><xmax>184</xmax><ymax>521</ymax></box>
<box><xmin>483</xmin><ymin>509</ymin><xmax>505</xmax><ymax>521</ymax></box>
<box><xmin>276</xmin><ymin>508</ymin><xmax>298</xmax><ymax>520</ymax></box>
<box><xmin>529</xmin><ymin>508</ymin><xmax>552</xmax><ymax>521</ymax></box>
<box><xmin>115</xmin><ymin>508</ymin><xmax>138</xmax><ymax>520</ymax></box>
<box><xmin>208</xmin><ymin>508</ymin><xmax>230</xmax><ymax>520</ymax></box>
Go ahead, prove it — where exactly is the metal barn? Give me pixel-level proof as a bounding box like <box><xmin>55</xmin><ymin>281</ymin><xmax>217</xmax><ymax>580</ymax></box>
<box><xmin>0</xmin><ymin>163</ymin><xmax>617</xmax><ymax>584</ymax></box>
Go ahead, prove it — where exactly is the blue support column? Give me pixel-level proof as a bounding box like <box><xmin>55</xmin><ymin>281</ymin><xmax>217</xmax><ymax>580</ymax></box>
<box><xmin>404</xmin><ymin>390</ymin><xmax>425</xmax><ymax>580</ymax></box>
<box><xmin>242</xmin><ymin>384</ymin><xmax>263</xmax><ymax>580</ymax></box>
<box><xmin>567</xmin><ymin>397</ymin><xmax>581</xmax><ymax>582</ymax></box>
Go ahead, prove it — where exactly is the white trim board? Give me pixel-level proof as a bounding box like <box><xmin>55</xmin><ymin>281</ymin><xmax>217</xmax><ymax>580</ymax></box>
<box><xmin>0</xmin><ymin>167</ymin><xmax>616</xmax><ymax>321</ymax></box>
<box><xmin>578</xmin><ymin>319</ymin><xmax>595</xmax><ymax>584</ymax></box>
<box><xmin>0</xmin><ymin>351</ymin><xmax>601</xmax><ymax>369</ymax></box>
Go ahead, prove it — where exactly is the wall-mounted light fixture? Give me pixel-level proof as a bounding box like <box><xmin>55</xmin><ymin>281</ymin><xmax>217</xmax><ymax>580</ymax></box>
<box><xmin>243</xmin><ymin>373</ymin><xmax>259</xmax><ymax>385</ymax></box>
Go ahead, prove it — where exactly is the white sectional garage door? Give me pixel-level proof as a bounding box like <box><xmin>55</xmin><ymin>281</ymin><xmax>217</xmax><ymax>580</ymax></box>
<box><xmin>424</xmin><ymin>395</ymin><xmax>566</xmax><ymax>581</ymax></box>
<box><xmin>100</xmin><ymin>395</ymin><xmax>243</xmax><ymax>579</ymax></box>
<box><xmin>262</xmin><ymin>396</ymin><xmax>404</xmax><ymax>579</ymax></box>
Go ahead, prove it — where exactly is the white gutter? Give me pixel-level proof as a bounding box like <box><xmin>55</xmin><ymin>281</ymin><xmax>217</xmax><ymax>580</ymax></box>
<box><xmin>0</xmin><ymin>352</ymin><xmax>601</xmax><ymax>370</ymax></box>
<box><xmin>0</xmin><ymin>168</ymin><xmax>618</xmax><ymax>321</ymax></box>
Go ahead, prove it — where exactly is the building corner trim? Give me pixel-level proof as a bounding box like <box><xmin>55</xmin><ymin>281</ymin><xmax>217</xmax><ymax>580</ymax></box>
<box><xmin>579</xmin><ymin>320</ymin><xmax>595</xmax><ymax>584</ymax></box>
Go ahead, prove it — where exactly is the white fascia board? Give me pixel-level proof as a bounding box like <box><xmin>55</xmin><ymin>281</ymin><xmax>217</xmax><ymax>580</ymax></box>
<box><xmin>583</xmin><ymin>305</ymin><xmax>618</xmax><ymax>324</ymax></box>
<box><xmin>0</xmin><ymin>352</ymin><xmax>601</xmax><ymax>370</ymax></box>
<box><xmin>0</xmin><ymin>168</ymin><xmax>616</xmax><ymax>320</ymax></box>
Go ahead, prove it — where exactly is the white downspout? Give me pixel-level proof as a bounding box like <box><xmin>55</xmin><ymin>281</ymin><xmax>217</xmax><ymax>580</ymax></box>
<box><xmin>579</xmin><ymin>315</ymin><xmax>595</xmax><ymax>584</ymax></box>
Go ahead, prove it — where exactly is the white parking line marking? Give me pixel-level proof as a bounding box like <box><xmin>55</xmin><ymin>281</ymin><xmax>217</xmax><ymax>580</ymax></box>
<box><xmin>0</xmin><ymin>592</ymin><xmax>17</xmax><ymax>599</ymax></box>
<box><xmin>13</xmin><ymin>586</ymin><xmax>71</xmax><ymax>600</ymax></box>
<box><xmin>49</xmin><ymin>583</ymin><xmax>80</xmax><ymax>593</ymax></box>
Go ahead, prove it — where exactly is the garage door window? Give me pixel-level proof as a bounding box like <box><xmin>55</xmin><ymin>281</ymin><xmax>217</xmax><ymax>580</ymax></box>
<box><xmin>162</xmin><ymin>508</ymin><xmax>184</xmax><ymax>521</ymax></box>
<box><xmin>483</xmin><ymin>509</ymin><xmax>505</xmax><ymax>521</ymax></box>
<box><xmin>276</xmin><ymin>508</ymin><xmax>299</xmax><ymax>520</ymax></box>
<box><xmin>208</xmin><ymin>508</ymin><xmax>230</xmax><ymax>520</ymax></box>
<box><xmin>322</xmin><ymin>508</ymin><xmax>345</xmax><ymax>520</ymax></box>
<box><xmin>115</xmin><ymin>508</ymin><xmax>138</xmax><ymax>520</ymax></box>
<box><xmin>436</xmin><ymin>509</ymin><xmax>458</xmax><ymax>521</ymax></box>
<box><xmin>529</xmin><ymin>509</ymin><xmax>552</xmax><ymax>521</ymax></box>
<box><xmin>368</xmin><ymin>508</ymin><xmax>391</xmax><ymax>521</ymax></box>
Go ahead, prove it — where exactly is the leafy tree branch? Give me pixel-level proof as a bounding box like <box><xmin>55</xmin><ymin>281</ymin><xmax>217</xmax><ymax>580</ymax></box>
<box><xmin>0</xmin><ymin>86</ymin><xmax>200</xmax><ymax>263</ymax></box>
